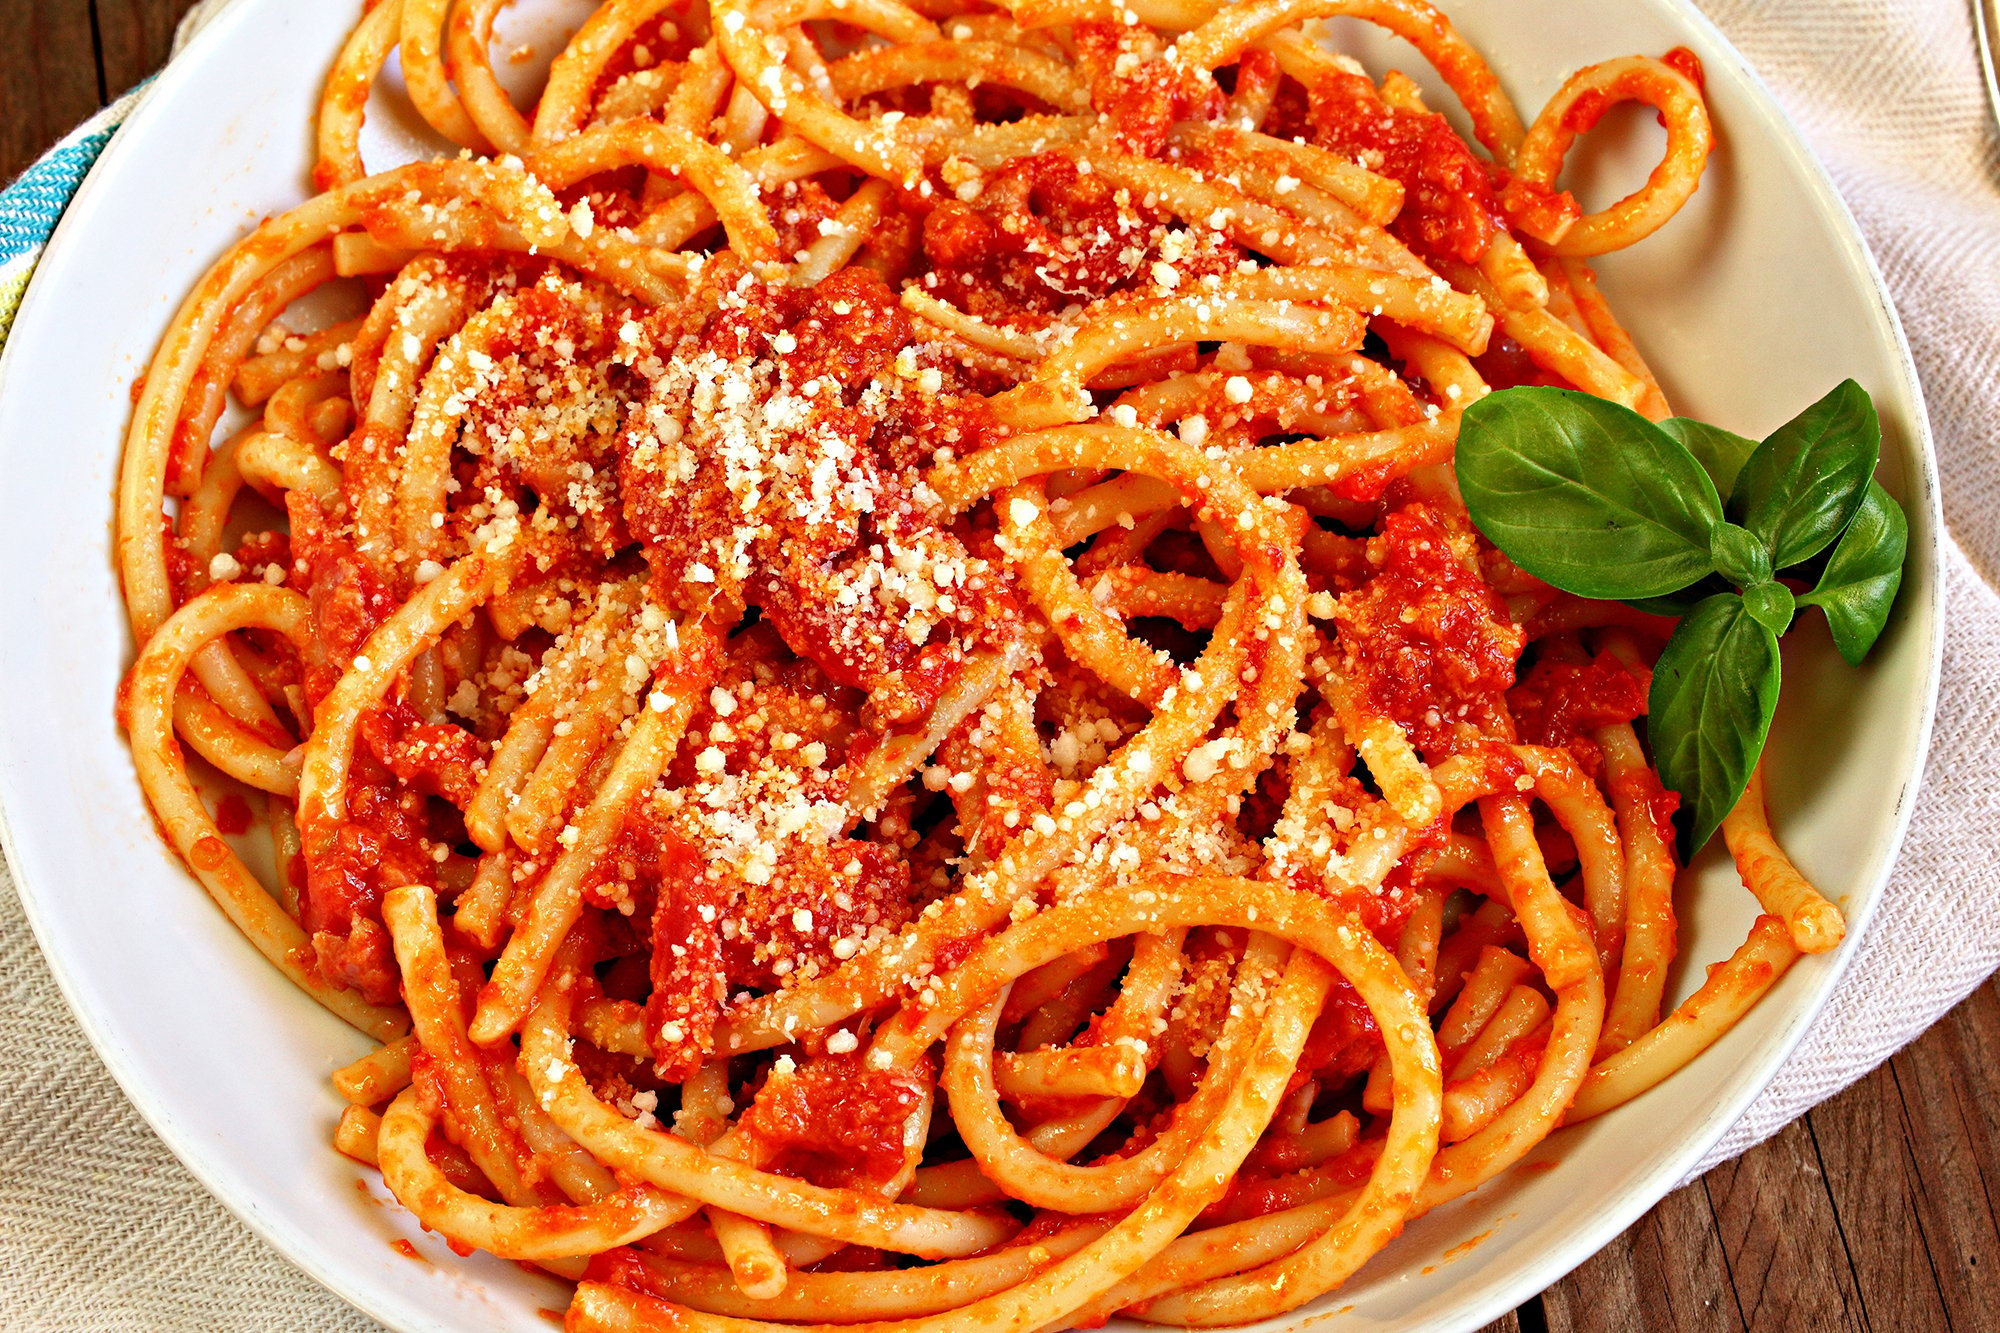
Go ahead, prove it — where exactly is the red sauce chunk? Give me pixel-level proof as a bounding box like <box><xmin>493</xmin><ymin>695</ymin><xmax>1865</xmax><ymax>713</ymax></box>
<box><xmin>1072</xmin><ymin>21</ymin><xmax>1223</xmax><ymax>157</ymax></box>
<box><xmin>1472</xmin><ymin>332</ymin><xmax>1569</xmax><ymax>393</ymax></box>
<box><xmin>1307</xmin><ymin>71</ymin><xmax>1504</xmax><ymax>265</ymax></box>
<box><xmin>923</xmin><ymin>152</ymin><xmax>1170</xmax><ymax>314</ymax></box>
<box><xmin>1296</xmin><ymin>975</ymin><xmax>1382</xmax><ymax>1084</ymax></box>
<box><xmin>1608</xmin><ymin>758</ymin><xmax>1684</xmax><ymax>854</ymax></box>
<box><xmin>287</xmin><ymin>527</ymin><xmax>474</xmax><ymax>1006</ymax></box>
<box><xmin>1662</xmin><ymin>46</ymin><xmax>1707</xmax><ymax>92</ymax></box>
<box><xmin>358</xmin><ymin>701</ymin><xmax>488</xmax><ymax>807</ymax></box>
<box><xmin>643</xmin><ymin>827</ymin><xmax>725</xmax><ymax>1080</ymax></box>
<box><xmin>213</xmin><ymin>793</ymin><xmax>254</xmax><ymax>836</ymax></box>
<box><xmin>287</xmin><ymin>492</ymin><xmax>399</xmax><ymax>704</ymax></box>
<box><xmin>1507</xmin><ymin>650</ymin><xmax>1649</xmax><ymax>770</ymax></box>
<box><xmin>1331</xmin><ymin>504</ymin><xmax>1525</xmax><ymax>756</ymax></box>
<box><xmin>738</xmin><ymin>1052</ymin><xmax>930</xmax><ymax>1193</ymax></box>
<box><xmin>298</xmin><ymin>772</ymin><xmax>436</xmax><ymax>1006</ymax></box>
<box><xmin>639</xmin><ymin>655</ymin><xmax>920</xmax><ymax>1015</ymax></box>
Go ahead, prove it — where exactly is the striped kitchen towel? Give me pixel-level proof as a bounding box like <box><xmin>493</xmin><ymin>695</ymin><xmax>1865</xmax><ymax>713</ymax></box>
<box><xmin>0</xmin><ymin>90</ymin><xmax>147</xmax><ymax>348</ymax></box>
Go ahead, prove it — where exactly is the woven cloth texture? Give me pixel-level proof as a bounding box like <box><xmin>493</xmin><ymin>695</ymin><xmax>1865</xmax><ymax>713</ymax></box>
<box><xmin>2</xmin><ymin>0</ymin><xmax>1998</xmax><ymax>1326</ymax></box>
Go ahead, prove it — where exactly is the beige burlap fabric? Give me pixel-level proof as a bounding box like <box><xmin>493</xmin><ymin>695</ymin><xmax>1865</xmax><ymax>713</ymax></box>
<box><xmin>4</xmin><ymin>0</ymin><xmax>1999</xmax><ymax>1325</ymax></box>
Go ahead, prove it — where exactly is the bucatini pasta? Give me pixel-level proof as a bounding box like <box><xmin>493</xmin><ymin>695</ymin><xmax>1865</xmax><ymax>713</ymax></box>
<box><xmin>114</xmin><ymin>0</ymin><xmax>1842</xmax><ymax>1326</ymax></box>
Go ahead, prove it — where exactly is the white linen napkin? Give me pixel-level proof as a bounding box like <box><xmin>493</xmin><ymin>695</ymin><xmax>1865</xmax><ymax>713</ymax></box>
<box><xmin>2</xmin><ymin>0</ymin><xmax>1997</xmax><ymax>1325</ymax></box>
<box><xmin>1682</xmin><ymin>0</ymin><xmax>2000</xmax><ymax>1173</ymax></box>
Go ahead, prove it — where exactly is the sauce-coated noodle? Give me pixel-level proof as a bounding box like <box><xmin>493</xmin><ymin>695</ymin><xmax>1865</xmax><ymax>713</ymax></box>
<box><xmin>115</xmin><ymin>0</ymin><xmax>1846</xmax><ymax>1326</ymax></box>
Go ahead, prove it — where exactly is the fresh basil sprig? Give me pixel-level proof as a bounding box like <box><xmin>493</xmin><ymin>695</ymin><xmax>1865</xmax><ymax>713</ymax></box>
<box><xmin>1458</xmin><ymin>380</ymin><xmax>1907</xmax><ymax>856</ymax></box>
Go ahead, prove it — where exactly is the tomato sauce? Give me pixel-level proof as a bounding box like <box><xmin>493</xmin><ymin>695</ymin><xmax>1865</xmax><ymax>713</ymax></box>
<box><xmin>358</xmin><ymin>701</ymin><xmax>488</xmax><ymax>806</ymax></box>
<box><xmin>1295</xmin><ymin>973</ymin><xmax>1383</xmax><ymax>1085</ymax></box>
<box><xmin>299</xmin><ymin>774</ymin><xmax>436</xmax><ymax>1005</ymax></box>
<box><xmin>1609</xmin><ymin>759</ymin><xmax>1683</xmax><ymax>852</ymax></box>
<box><xmin>1472</xmin><ymin>333</ymin><xmax>1569</xmax><ymax>393</ymax></box>
<box><xmin>738</xmin><ymin>1052</ymin><xmax>930</xmax><ymax>1193</ymax></box>
<box><xmin>161</xmin><ymin>515</ymin><xmax>200</xmax><ymax>607</ymax></box>
<box><xmin>1507</xmin><ymin>649</ymin><xmax>1649</xmax><ymax>775</ymax></box>
<box><xmin>213</xmin><ymin>793</ymin><xmax>254</xmax><ymax>836</ymax></box>
<box><xmin>617</xmin><ymin>262</ymin><xmax>1019</xmax><ymax>698</ymax></box>
<box><xmin>922</xmin><ymin>153</ymin><xmax>1169</xmax><ymax>314</ymax></box>
<box><xmin>644</xmin><ymin>827</ymin><xmax>724</xmax><ymax>1079</ymax></box>
<box><xmin>1306</xmin><ymin>71</ymin><xmax>1504</xmax><ymax>266</ymax></box>
<box><xmin>1331</xmin><ymin>504</ymin><xmax>1525</xmax><ymax>757</ymax></box>
<box><xmin>284</xmin><ymin>492</ymin><xmax>483</xmax><ymax>1005</ymax></box>
<box><xmin>286</xmin><ymin>492</ymin><xmax>399</xmax><ymax>703</ymax></box>
<box><xmin>1073</xmin><ymin>21</ymin><xmax>1222</xmax><ymax>157</ymax></box>
<box><xmin>1662</xmin><ymin>46</ymin><xmax>1707</xmax><ymax>93</ymax></box>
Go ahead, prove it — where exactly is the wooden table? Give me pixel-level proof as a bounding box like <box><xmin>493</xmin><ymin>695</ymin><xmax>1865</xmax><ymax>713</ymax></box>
<box><xmin>6</xmin><ymin>1</ymin><xmax>1996</xmax><ymax>1328</ymax></box>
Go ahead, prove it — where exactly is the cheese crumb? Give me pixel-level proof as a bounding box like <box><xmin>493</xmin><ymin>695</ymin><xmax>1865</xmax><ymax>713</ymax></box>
<box><xmin>1183</xmin><ymin>738</ymin><xmax>1236</xmax><ymax>784</ymax></box>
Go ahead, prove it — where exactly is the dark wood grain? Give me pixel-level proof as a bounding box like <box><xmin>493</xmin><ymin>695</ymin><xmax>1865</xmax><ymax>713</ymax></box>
<box><xmin>1872</xmin><ymin>980</ymin><xmax>2000</xmax><ymax>1327</ymax></box>
<box><xmin>6</xmin><ymin>4</ymin><xmax>2000</xmax><ymax>1332</ymax></box>
<box><xmin>1705</xmin><ymin>1116</ymin><xmax>1871</xmax><ymax>1330</ymax></box>
<box><xmin>0</xmin><ymin>0</ymin><xmax>104</xmax><ymax>183</ymax></box>
<box><xmin>90</xmin><ymin>0</ymin><xmax>203</xmax><ymax>95</ymax></box>
<box><xmin>1542</xmin><ymin>1182</ymin><xmax>1739</xmax><ymax>1333</ymax></box>
<box><xmin>1805</xmin><ymin>1059</ymin><xmax>1956</xmax><ymax>1329</ymax></box>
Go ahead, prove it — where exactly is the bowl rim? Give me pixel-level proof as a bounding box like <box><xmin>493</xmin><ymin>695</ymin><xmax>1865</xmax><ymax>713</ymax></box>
<box><xmin>0</xmin><ymin>0</ymin><xmax>1946</xmax><ymax>1328</ymax></box>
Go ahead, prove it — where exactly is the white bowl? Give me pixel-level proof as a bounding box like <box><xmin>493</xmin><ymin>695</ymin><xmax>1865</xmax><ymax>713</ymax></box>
<box><xmin>0</xmin><ymin>1</ymin><xmax>1942</xmax><ymax>1330</ymax></box>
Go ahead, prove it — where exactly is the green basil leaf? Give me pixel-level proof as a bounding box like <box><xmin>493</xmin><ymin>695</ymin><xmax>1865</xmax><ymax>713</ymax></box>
<box><xmin>1459</xmin><ymin>386</ymin><xmax>1724</xmax><ymax>599</ymax></box>
<box><xmin>1709</xmin><ymin>522</ymin><xmax>1773</xmax><ymax>589</ymax></box>
<box><xmin>1741</xmin><ymin>580</ymin><xmax>1796</xmax><ymax>635</ymax></box>
<box><xmin>1659</xmin><ymin>417</ymin><xmax>1758</xmax><ymax>501</ymax></box>
<box><xmin>1647</xmin><ymin>593</ymin><xmax>1782</xmax><ymax>856</ymax></box>
<box><xmin>1730</xmin><ymin>379</ymin><xmax>1879</xmax><ymax>568</ymax></box>
<box><xmin>1798</xmin><ymin>480</ymin><xmax>1907</xmax><ymax>665</ymax></box>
